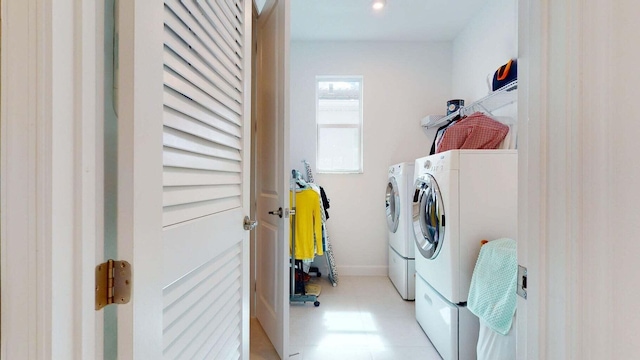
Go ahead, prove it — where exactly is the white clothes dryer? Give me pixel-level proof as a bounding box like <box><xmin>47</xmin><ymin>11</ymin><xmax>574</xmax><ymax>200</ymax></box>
<box><xmin>412</xmin><ymin>150</ymin><xmax>518</xmax><ymax>303</ymax></box>
<box><xmin>412</xmin><ymin>150</ymin><xmax>517</xmax><ymax>360</ymax></box>
<box><xmin>386</xmin><ymin>163</ymin><xmax>415</xmax><ymax>300</ymax></box>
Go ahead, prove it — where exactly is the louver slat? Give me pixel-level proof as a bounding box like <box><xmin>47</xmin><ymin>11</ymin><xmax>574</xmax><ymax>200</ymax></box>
<box><xmin>165</xmin><ymin>1</ymin><xmax>242</xmax><ymax>76</ymax></box>
<box><xmin>164</xmin><ymin>88</ymin><xmax>241</xmax><ymax>138</ymax></box>
<box><xmin>194</xmin><ymin>0</ymin><xmax>242</xmax><ymax>53</ymax></box>
<box><xmin>162</xmin><ymin>0</ymin><xmax>245</xmax><ymax>358</ymax></box>
<box><xmin>162</xmin><ymin>0</ymin><xmax>243</xmax><ymax>224</ymax></box>
<box><xmin>164</xmin><ymin>28</ymin><xmax>241</xmax><ymax>103</ymax></box>
<box><xmin>163</xmin><ymin>244</ymin><xmax>242</xmax><ymax>358</ymax></box>
<box><xmin>217</xmin><ymin>0</ymin><xmax>243</xmax><ymax>42</ymax></box>
<box><xmin>164</xmin><ymin>108</ymin><xmax>241</xmax><ymax>151</ymax></box>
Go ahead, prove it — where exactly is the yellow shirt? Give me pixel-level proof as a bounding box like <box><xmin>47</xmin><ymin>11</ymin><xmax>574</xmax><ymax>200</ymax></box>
<box><xmin>290</xmin><ymin>189</ymin><xmax>323</xmax><ymax>260</ymax></box>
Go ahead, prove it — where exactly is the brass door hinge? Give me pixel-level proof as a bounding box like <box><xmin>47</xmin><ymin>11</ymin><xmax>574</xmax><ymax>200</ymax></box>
<box><xmin>95</xmin><ymin>259</ymin><xmax>131</xmax><ymax>310</ymax></box>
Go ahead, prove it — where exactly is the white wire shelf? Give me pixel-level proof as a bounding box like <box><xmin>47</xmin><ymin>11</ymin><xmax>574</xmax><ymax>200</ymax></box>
<box><xmin>422</xmin><ymin>80</ymin><xmax>518</xmax><ymax>129</ymax></box>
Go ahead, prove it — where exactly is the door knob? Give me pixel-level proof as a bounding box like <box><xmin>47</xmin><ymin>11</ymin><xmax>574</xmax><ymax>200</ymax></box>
<box><xmin>243</xmin><ymin>216</ymin><xmax>258</xmax><ymax>231</ymax></box>
<box><xmin>268</xmin><ymin>207</ymin><xmax>283</xmax><ymax>218</ymax></box>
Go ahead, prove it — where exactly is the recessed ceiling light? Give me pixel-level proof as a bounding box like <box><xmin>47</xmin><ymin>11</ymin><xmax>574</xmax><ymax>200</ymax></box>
<box><xmin>372</xmin><ymin>0</ymin><xmax>386</xmax><ymax>11</ymax></box>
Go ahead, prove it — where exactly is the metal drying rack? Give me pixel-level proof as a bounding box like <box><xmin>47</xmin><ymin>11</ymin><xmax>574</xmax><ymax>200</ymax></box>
<box><xmin>290</xmin><ymin>170</ymin><xmax>321</xmax><ymax>307</ymax></box>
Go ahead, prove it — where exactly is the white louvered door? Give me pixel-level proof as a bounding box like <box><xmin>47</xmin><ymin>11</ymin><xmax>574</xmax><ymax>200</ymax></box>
<box><xmin>116</xmin><ymin>0</ymin><xmax>252</xmax><ymax>358</ymax></box>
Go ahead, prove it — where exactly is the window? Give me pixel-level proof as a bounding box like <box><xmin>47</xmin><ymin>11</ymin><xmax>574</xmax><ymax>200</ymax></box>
<box><xmin>316</xmin><ymin>76</ymin><xmax>363</xmax><ymax>173</ymax></box>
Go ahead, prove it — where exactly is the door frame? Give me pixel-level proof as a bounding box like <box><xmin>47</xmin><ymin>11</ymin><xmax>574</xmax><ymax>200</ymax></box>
<box><xmin>1</xmin><ymin>0</ymin><xmax>104</xmax><ymax>358</ymax></box>
<box><xmin>250</xmin><ymin>1</ymin><xmax>259</xmax><ymax>319</ymax></box>
<box><xmin>2</xmin><ymin>0</ymin><xmax>614</xmax><ymax>358</ymax></box>
<box><xmin>518</xmin><ymin>0</ymin><xmax>614</xmax><ymax>358</ymax></box>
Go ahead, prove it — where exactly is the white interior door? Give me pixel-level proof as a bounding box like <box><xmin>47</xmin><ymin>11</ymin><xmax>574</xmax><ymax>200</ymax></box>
<box><xmin>254</xmin><ymin>0</ymin><xmax>290</xmax><ymax>358</ymax></box>
<box><xmin>116</xmin><ymin>0</ymin><xmax>253</xmax><ymax>358</ymax></box>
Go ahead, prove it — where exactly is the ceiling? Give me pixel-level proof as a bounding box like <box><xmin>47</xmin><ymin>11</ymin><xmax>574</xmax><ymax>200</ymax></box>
<box><xmin>290</xmin><ymin>0</ymin><xmax>491</xmax><ymax>42</ymax></box>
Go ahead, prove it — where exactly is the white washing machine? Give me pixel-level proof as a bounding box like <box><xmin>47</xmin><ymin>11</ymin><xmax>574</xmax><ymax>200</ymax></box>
<box><xmin>412</xmin><ymin>150</ymin><xmax>517</xmax><ymax>360</ymax></box>
<box><xmin>386</xmin><ymin>163</ymin><xmax>415</xmax><ymax>300</ymax></box>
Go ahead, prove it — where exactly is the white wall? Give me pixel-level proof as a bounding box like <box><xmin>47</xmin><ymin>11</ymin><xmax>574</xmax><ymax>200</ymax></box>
<box><xmin>451</xmin><ymin>0</ymin><xmax>518</xmax><ymax>102</ymax></box>
<box><xmin>290</xmin><ymin>41</ymin><xmax>452</xmax><ymax>275</ymax></box>
<box><xmin>609</xmin><ymin>3</ymin><xmax>640</xmax><ymax>355</ymax></box>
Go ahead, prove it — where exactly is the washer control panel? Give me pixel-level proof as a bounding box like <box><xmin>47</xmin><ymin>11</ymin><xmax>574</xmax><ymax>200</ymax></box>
<box><xmin>389</xmin><ymin>163</ymin><xmax>406</xmax><ymax>176</ymax></box>
<box><xmin>418</xmin><ymin>155</ymin><xmax>447</xmax><ymax>174</ymax></box>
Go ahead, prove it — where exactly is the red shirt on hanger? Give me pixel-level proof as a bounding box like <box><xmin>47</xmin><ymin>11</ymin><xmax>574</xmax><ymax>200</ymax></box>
<box><xmin>436</xmin><ymin>112</ymin><xmax>509</xmax><ymax>153</ymax></box>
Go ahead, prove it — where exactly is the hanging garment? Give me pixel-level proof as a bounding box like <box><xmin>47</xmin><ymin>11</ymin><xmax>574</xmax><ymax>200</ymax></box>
<box><xmin>491</xmin><ymin>116</ymin><xmax>517</xmax><ymax>150</ymax></box>
<box><xmin>308</xmin><ymin>183</ymin><xmax>330</xmax><ymax>251</ymax></box>
<box><xmin>308</xmin><ymin>184</ymin><xmax>325</xmax><ymax>222</ymax></box>
<box><xmin>319</xmin><ymin>186</ymin><xmax>330</xmax><ymax>220</ymax></box>
<box><xmin>499</xmin><ymin>123</ymin><xmax>517</xmax><ymax>150</ymax></box>
<box><xmin>436</xmin><ymin>112</ymin><xmax>509</xmax><ymax>153</ymax></box>
<box><xmin>290</xmin><ymin>189</ymin><xmax>323</xmax><ymax>260</ymax></box>
<box><xmin>430</xmin><ymin>117</ymin><xmax>459</xmax><ymax>155</ymax></box>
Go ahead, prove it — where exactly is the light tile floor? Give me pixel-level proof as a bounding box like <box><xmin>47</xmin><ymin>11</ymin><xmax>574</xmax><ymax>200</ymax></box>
<box><xmin>251</xmin><ymin>276</ymin><xmax>442</xmax><ymax>360</ymax></box>
<box><xmin>250</xmin><ymin>318</ymin><xmax>280</xmax><ymax>360</ymax></box>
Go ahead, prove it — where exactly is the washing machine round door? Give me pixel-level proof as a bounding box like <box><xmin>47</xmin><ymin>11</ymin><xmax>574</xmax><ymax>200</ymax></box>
<box><xmin>412</xmin><ymin>174</ymin><xmax>445</xmax><ymax>259</ymax></box>
<box><xmin>385</xmin><ymin>177</ymin><xmax>400</xmax><ymax>233</ymax></box>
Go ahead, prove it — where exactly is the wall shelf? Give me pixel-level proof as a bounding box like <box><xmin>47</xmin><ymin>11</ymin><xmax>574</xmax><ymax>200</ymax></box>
<box><xmin>422</xmin><ymin>80</ymin><xmax>518</xmax><ymax>129</ymax></box>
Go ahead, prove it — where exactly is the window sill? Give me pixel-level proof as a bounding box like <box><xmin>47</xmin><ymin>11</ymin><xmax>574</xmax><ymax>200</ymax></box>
<box><xmin>316</xmin><ymin>170</ymin><xmax>364</xmax><ymax>174</ymax></box>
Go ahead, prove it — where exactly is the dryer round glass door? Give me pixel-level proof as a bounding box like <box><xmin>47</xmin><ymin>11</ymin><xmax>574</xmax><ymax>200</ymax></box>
<box><xmin>386</xmin><ymin>177</ymin><xmax>400</xmax><ymax>233</ymax></box>
<box><xmin>384</xmin><ymin>177</ymin><xmax>400</xmax><ymax>233</ymax></box>
<box><xmin>412</xmin><ymin>175</ymin><xmax>445</xmax><ymax>259</ymax></box>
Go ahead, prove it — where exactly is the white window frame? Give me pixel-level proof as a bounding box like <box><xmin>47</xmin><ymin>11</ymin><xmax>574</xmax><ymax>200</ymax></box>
<box><xmin>315</xmin><ymin>75</ymin><xmax>364</xmax><ymax>174</ymax></box>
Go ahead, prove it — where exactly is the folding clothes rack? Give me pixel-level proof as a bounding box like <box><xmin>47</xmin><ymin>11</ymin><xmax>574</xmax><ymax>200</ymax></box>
<box><xmin>290</xmin><ymin>170</ymin><xmax>320</xmax><ymax>307</ymax></box>
<box><xmin>302</xmin><ymin>160</ymin><xmax>338</xmax><ymax>287</ymax></box>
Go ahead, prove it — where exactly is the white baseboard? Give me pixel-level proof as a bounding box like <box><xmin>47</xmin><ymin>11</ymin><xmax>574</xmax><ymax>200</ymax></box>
<box><xmin>336</xmin><ymin>265</ymin><xmax>388</xmax><ymax>277</ymax></box>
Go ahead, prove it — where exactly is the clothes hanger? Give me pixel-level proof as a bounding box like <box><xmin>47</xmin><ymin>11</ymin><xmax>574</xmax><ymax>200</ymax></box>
<box><xmin>292</xmin><ymin>170</ymin><xmax>310</xmax><ymax>191</ymax></box>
